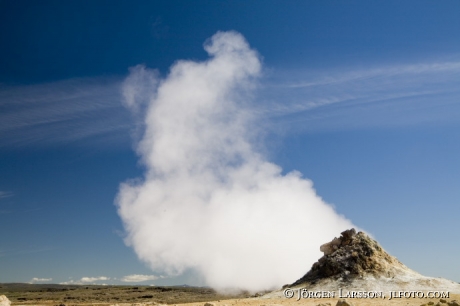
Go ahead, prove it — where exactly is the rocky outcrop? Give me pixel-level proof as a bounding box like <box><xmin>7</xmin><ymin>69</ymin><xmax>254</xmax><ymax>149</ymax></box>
<box><xmin>319</xmin><ymin>229</ymin><xmax>356</xmax><ymax>256</ymax></box>
<box><xmin>263</xmin><ymin>228</ymin><xmax>460</xmax><ymax>299</ymax></box>
<box><xmin>293</xmin><ymin>228</ymin><xmax>407</xmax><ymax>285</ymax></box>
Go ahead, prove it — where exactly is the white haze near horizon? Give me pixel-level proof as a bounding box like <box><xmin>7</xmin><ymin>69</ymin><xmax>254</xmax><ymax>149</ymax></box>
<box><xmin>116</xmin><ymin>31</ymin><xmax>355</xmax><ymax>292</ymax></box>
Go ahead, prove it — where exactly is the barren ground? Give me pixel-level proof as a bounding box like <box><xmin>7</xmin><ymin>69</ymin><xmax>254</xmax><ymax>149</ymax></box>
<box><xmin>1</xmin><ymin>284</ymin><xmax>459</xmax><ymax>306</ymax></box>
<box><xmin>0</xmin><ymin>283</ymin><xmax>251</xmax><ymax>305</ymax></box>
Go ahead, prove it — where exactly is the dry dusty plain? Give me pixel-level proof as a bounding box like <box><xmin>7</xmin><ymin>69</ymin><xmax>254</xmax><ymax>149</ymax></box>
<box><xmin>0</xmin><ymin>283</ymin><xmax>250</xmax><ymax>306</ymax></box>
<box><xmin>1</xmin><ymin>284</ymin><xmax>459</xmax><ymax>306</ymax></box>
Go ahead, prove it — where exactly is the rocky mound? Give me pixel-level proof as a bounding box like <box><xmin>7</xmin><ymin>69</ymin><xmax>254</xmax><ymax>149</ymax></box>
<box><xmin>292</xmin><ymin>228</ymin><xmax>408</xmax><ymax>285</ymax></box>
<box><xmin>264</xmin><ymin>229</ymin><xmax>460</xmax><ymax>297</ymax></box>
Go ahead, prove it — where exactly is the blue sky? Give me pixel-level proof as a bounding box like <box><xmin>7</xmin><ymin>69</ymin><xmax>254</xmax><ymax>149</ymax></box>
<box><xmin>1</xmin><ymin>1</ymin><xmax>459</xmax><ymax>287</ymax></box>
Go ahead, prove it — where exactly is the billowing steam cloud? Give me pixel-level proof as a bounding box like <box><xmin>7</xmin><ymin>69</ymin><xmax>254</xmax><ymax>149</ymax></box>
<box><xmin>116</xmin><ymin>31</ymin><xmax>355</xmax><ymax>292</ymax></box>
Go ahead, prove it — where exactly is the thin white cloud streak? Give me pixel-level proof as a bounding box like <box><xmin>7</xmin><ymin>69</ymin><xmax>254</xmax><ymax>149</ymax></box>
<box><xmin>60</xmin><ymin>276</ymin><xmax>110</xmax><ymax>284</ymax></box>
<box><xmin>261</xmin><ymin>60</ymin><xmax>460</xmax><ymax>132</ymax></box>
<box><xmin>80</xmin><ymin>276</ymin><xmax>110</xmax><ymax>283</ymax></box>
<box><xmin>116</xmin><ymin>31</ymin><xmax>355</xmax><ymax>292</ymax></box>
<box><xmin>121</xmin><ymin>65</ymin><xmax>160</xmax><ymax>144</ymax></box>
<box><xmin>0</xmin><ymin>246</ymin><xmax>55</xmax><ymax>258</ymax></box>
<box><xmin>30</xmin><ymin>277</ymin><xmax>52</xmax><ymax>283</ymax></box>
<box><xmin>285</xmin><ymin>61</ymin><xmax>460</xmax><ymax>88</ymax></box>
<box><xmin>2</xmin><ymin>58</ymin><xmax>457</xmax><ymax>149</ymax></box>
<box><xmin>121</xmin><ymin>274</ymin><xmax>160</xmax><ymax>282</ymax></box>
<box><xmin>59</xmin><ymin>280</ymin><xmax>79</xmax><ymax>285</ymax></box>
<box><xmin>0</xmin><ymin>191</ymin><xmax>13</xmax><ymax>199</ymax></box>
<box><xmin>0</xmin><ymin>77</ymin><xmax>131</xmax><ymax>148</ymax></box>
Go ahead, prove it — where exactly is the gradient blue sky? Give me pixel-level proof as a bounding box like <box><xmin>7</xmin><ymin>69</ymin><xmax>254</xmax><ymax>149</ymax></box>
<box><xmin>1</xmin><ymin>1</ymin><xmax>460</xmax><ymax>286</ymax></box>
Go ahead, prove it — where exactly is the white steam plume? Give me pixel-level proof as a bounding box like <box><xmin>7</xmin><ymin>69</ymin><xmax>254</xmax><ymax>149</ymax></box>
<box><xmin>116</xmin><ymin>31</ymin><xmax>355</xmax><ymax>292</ymax></box>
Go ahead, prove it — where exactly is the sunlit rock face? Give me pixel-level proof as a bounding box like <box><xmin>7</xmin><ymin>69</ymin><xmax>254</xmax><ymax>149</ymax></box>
<box><xmin>295</xmin><ymin>228</ymin><xmax>406</xmax><ymax>284</ymax></box>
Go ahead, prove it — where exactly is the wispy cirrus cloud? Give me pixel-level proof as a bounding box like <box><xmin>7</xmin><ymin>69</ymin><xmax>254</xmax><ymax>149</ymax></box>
<box><xmin>0</xmin><ymin>191</ymin><xmax>13</xmax><ymax>199</ymax></box>
<box><xmin>2</xmin><ymin>59</ymin><xmax>458</xmax><ymax>150</ymax></box>
<box><xmin>260</xmin><ymin>60</ymin><xmax>460</xmax><ymax>132</ymax></box>
<box><xmin>0</xmin><ymin>77</ymin><xmax>131</xmax><ymax>148</ymax></box>
<box><xmin>0</xmin><ymin>245</ymin><xmax>55</xmax><ymax>256</ymax></box>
